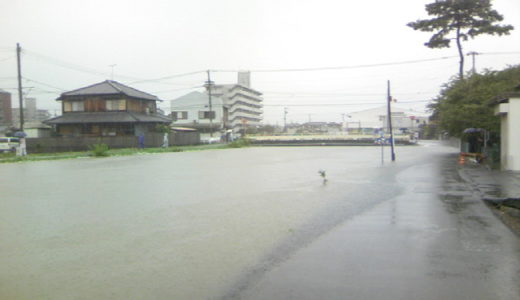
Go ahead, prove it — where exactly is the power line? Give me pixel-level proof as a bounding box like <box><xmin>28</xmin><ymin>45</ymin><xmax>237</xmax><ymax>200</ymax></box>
<box><xmin>23</xmin><ymin>49</ymin><xmax>144</xmax><ymax>81</ymax></box>
<box><xmin>0</xmin><ymin>55</ymin><xmax>15</xmax><ymax>62</ymax></box>
<box><xmin>152</xmin><ymin>85</ymin><xmax>203</xmax><ymax>94</ymax></box>
<box><xmin>129</xmin><ymin>71</ymin><xmax>205</xmax><ymax>84</ymax></box>
<box><xmin>480</xmin><ymin>51</ymin><xmax>520</xmax><ymax>55</ymax></box>
<box><xmin>23</xmin><ymin>77</ymin><xmax>66</xmax><ymax>91</ymax></box>
<box><xmin>24</xmin><ymin>49</ymin><xmax>207</xmax><ymax>85</ymax></box>
<box><xmin>211</xmin><ymin>56</ymin><xmax>459</xmax><ymax>73</ymax></box>
<box><xmin>263</xmin><ymin>100</ymin><xmax>431</xmax><ymax>107</ymax></box>
<box><xmin>263</xmin><ymin>91</ymin><xmax>438</xmax><ymax>97</ymax></box>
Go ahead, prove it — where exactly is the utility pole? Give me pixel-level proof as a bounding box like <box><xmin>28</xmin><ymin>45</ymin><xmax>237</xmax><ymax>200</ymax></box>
<box><xmin>387</xmin><ymin>80</ymin><xmax>396</xmax><ymax>162</ymax></box>
<box><xmin>16</xmin><ymin>43</ymin><xmax>24</xmax><ymax>131</ymax></box>
<box><xmin>205</xmin><ymin>70</ymin><xmax>214</xmax><ymax>137</ymax></box>
<box><xmin>283</xmin><ymin>107</ymin><xmax>288</xmax><ymax>133</ymax></box>
<box><xmin>467</xmin><ymin>51</ymin><xmax>479</xmax><ymax>74</ymax></box>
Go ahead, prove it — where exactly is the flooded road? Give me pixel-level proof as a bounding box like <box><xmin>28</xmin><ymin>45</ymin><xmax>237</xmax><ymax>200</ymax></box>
<box><xmin>1</xmin><ymin>143</ymin><xmax>518</xmax><ymax>299</ymax></box>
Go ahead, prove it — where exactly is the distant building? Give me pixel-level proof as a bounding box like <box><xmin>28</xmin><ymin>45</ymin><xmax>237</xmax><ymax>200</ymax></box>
<box><xmin>211</xmin><ymin>72</ymin><xmax>263</xmax><ymax>131</ymax></box>
<box><xmin>11</xmin><ymin>97</ymin><xmax>52</xmax><ymax>128</ymax></box>
<box><xmin>345</xmin><ymin>106</ymin><xmax>429</xmax><ymax>134</ymax></box>
<box><xmin>44</xmin><ymin>80</ymin><xmax>171</xmax><ymax>137</ymax></box>
<box><xmin>171</xmin><ymin>91</ymin><xmax>226</xmax><ymax>132</ymax></box>
<box><xmin>171</xmin><ymin>72</ymin><xmax>263</xmax><ymax>134</ymax></box>
<box><xmin>0</xmin><ymin>89</ymin><xmax>13</xmax><ymax>129</ymax></box>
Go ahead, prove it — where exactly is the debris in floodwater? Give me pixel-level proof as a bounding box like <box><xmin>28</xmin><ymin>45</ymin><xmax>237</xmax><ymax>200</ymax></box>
<box><xmin>484</xmin><ymin>197</ymin><xmax>520</xmax><ymax>209</ymax></box>
<box><xmin>318</xmin><ymin>170</ymin><xmax>328</xmax><ymax>184</ymax></box>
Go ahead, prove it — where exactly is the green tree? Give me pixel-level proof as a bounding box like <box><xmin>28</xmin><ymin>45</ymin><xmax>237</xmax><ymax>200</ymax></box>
<box><xmin>429</xmin><ymin>65</ymin><xmax>520</xmax><ymax>137</ymax></box>
<box><xmin>408</xmin><ymin>0</ymin><xmax>513</xmax><ymax>79</ymax></box>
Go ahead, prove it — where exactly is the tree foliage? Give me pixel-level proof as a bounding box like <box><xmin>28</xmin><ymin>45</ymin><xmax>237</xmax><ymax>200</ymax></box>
<box><xmin>408</xmin><ymin>0</ymin><xmax>513</xmax><ymax>79</ymax></box>
<box><xmin>429</xmin><ymin>65</ymin><xmax>520</xmax><ymax>137</ymax></box>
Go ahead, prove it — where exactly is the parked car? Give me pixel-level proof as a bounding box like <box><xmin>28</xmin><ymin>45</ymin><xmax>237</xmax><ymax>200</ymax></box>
<box><xmin>0</xmin><ymin>137</ymin><xmax>20</xmax><ymax>153</ymax></box>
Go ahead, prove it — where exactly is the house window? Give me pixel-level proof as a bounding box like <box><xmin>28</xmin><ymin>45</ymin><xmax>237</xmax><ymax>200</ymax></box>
<box><xmin>64</xmin><ymin>101</ymin><xmax>84</xmax><ymax>112</ymax></box>
<box><xmin>172</xmin><ymin>111</ymin><xmax>188</xmax><ymax>120</ymax></box>
<box><xmin>64</xmin><ymin>102</ymin><xmax>72</xmax><ymax>112</ymax></box>
<box><xmin>198</xmin><ymin>111</ymin><xmax>215</xmax><ymax>119</ymax></box>
<box><xmin>72</xmin><ymin>101</ymin><xmax>84</xmax><ymax>112</ymax></box>
<box><xmin>106</xmin><ymin>99</ymin><xmax>126</xmax><ymax>111</ymax></box>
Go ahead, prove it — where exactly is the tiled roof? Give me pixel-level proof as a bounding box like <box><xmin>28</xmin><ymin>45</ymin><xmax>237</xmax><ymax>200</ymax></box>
<box><xmin>44</xmin><ymin>111</ymin><xmax>171</xmax><ymax>124</ymax></box>
<box><xmin>57</xmin><ymin>80</ymin><xmax>160</xmax><ymax>101</ymax></box>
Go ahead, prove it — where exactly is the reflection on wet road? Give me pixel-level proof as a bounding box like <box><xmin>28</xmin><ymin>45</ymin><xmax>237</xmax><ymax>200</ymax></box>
<box><xmin>1</xmin><ymin>142</ymin><xmax>519</xmax><ymax>299</ymax></box>
<box><xmin>231</xmin><ymin>144</ymin><xmax>520</xmax><ymax>300</ymax></box>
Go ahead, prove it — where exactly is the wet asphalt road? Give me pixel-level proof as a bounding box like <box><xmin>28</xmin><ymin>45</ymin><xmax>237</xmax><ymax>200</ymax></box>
<box><xmin>228</xmin><ymin>144</ymin><xmax>520</xmax><ymax>300</ymax></box>
<box><xmin>1</xmin><ymin>142</ymin><xmax>519</xmax><ymax>299</ymax></box>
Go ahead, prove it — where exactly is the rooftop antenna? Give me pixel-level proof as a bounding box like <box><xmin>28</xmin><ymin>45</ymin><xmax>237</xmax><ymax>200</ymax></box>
<box><xmin>109</xmin><ymin>64</ymin><xmax>117</xmax><ymax>80</ymax></box>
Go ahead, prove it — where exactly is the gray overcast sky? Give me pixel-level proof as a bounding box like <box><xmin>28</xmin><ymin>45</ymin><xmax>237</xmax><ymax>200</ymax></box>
<box><xmin>1</xmin><ymin>0</ymin><xmax>519</xmax><ymax>124</ymax></box>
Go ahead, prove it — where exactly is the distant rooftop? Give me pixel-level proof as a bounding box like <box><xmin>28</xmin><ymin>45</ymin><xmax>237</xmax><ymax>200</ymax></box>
<box><xmin>57</xmin><ymin>80</ymin><xmax>160</xmax><ymax>101</ymax></box>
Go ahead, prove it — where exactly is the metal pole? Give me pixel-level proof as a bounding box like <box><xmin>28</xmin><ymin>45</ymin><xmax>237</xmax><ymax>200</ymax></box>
<box><xmin>467</xmin><ymin>51</ymin><xmax>479</xmax><ymax>74</ymax></box>
<box><xmin>381</xmin><ymin>131</ymin><xmax>385</xmax><ymax>165</ymax></box>
<box><xmin>109</xmin><ymin>64</ymin><xmax>117</xmax><ymax>80</ymax></box>
<box><xmin>16</xmin><ymin>43</ymin><xmax>24</xmax><ymax>131</ymax></box>
<box><xmin>206</xmin><ymin>70</ymin><xmax>214</xmax><ymax>137</ymax></box>
<box><xmin>387</xmin><ymin>80</ymin><xmax>396</xmax><ymax>162</ymax></box>
<box><xmin>284</xmin><ymin>107</ymin><xmax>288</xmax><ymax>133</ymax></box>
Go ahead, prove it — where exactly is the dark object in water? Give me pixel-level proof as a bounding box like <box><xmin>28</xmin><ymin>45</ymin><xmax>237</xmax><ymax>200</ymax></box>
<box><xmin>484</xmin><ymin>197</ymin><xmax>520</xmax><ymax>210</ymax></box>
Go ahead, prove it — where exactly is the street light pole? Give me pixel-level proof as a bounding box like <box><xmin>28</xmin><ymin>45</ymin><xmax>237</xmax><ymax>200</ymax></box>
<box><xmin>387</xmin><ymin>80</ymin><xmax>396</xmax><ymax>162</ymax></box>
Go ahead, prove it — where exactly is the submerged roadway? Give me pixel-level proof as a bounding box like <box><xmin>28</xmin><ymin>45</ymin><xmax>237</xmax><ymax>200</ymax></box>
<box><xmin>1</xmin><ymin>141</ymin><xmax>519</xmax><ymax>299</ymax></box>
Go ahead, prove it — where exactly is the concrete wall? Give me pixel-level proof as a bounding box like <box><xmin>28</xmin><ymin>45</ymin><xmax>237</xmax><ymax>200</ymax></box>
<box><xmin>171</xmin><ymin>91</ymin><xmax>226</xmax><ymax>130</ymax></box>
<box><xmin>26</xmin><ymin>131</ymin><xmax>200</xmax><ymax>153</ymax></box>
<box><xmin>502</xmin><ymin>98</ymin><xmax>520</xmax><ymax>171</ymax></box>
<box><xmin>500</xmin><ymin>113</ymin><xmax>509</xmax><ymax>170</ymax></box>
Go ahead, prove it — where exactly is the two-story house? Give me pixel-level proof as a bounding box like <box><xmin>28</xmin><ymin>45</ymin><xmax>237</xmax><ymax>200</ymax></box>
<box><xmin>170</xmin><ymin>91</ymin><xmax>226</xmax><ymax>132</ymax></box>
<box><xmin>45</xmin><ymin>80</ymin><xmax>171</xmax><ymax>137</ymax></box>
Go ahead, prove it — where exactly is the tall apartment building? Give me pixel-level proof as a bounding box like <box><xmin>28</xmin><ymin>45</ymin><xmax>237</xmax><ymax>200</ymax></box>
<box><xmin>0</xmin><ymin>89</ymin><xmax>13</xmax><ymax>128</ymax></box>
<box><xmin>12</xmin><ymin>97</ymin><xmax>51</xmax><ymax>127</ymax></box>
<box><xmin>209</xmin><ymin>71</ymin><xmax>263</xmax><ymax>131</ymax></box>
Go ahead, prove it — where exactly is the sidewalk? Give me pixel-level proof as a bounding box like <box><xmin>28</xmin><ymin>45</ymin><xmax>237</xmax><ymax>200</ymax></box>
<box><xmin>229</xmin><ymin>151</ymin><xmax>520</xmax><ymax>300</ymax></box>
<box><xmin>458</xmin><ymin>162</ymin><xmax>520</xmax><ymax>236</ymax></box>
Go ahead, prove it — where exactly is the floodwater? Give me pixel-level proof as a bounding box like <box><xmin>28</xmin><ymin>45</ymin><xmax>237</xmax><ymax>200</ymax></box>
<box><xmin>0</xmin><ymin>143</ymin><xmax>476</xmax><ymax>299</ymax></box>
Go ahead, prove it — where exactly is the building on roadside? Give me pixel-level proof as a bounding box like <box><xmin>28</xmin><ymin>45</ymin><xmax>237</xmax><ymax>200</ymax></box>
<box><xmin>44</xmin><ymin>80</ymin><xmax>171</xmax><ymax>137</ymax></box>
<box><xmin>345</xmin><ymin>106</ymin><xmax>429</xmax><ymax>134</ymax></box>
<box><xmin>23</xmin><ymin>122</ymin><xmax>52</xmax><ymax>138</ymax></box>
<box><xmin>493</xmin><ymin>84</ymin><xmax>520</xmax><ymax>171</ymax></box>
<box><xmin>170</xmin><ymin>91</ymin><xmax>226</xmax><ymax>133</ymax></box>
<box><xmin>171</xmin><ymin>72</ymin><xmax>263</xmax><ymax>134</ymax></box>
<box><xmin>0</xmin><ymin>89</ymin><xmax>13</xmax><ymax>132</ymax></box>
<box><xmin>11</xmin><ymin>97</ymin><xmax>52</xmax><ymax>128</ymax></box>
<box><xmin>211</xmin><ymin>72</ymin><xmax>263</xmax><ymax>132</ymax></box>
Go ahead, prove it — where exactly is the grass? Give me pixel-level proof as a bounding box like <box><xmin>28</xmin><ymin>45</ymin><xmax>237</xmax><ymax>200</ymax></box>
<box><xmin>0</xmin><ymin>142</ymin><xmax>247</xmax><ymax>164</ymax></box>
<box><xmin>226</xmin><ymin>138</ymin><xmax>251</xmax><ymax>148</ymax></box>
<box><xmin>89</xmin><ymin>142</ymin><xmax>110</xmax><ymax>157</ymax></box>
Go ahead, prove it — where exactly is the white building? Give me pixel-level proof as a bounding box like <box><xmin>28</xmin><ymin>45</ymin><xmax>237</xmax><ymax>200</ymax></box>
<box><xmin>345</xmin><ymin>106</ymin><xmax>429</xmax><ymax>134</ymax></box>
<box><xmin>211</xmin><ymin>71</ymin><xmax>263</xmax><ymax>131</ymax></box>
<box><xmin>170</xmin><ymin>91</ymin><xmax>226</xmax><ymax>132</ymax></box>
<box><xmin>171</xmin><ymin>72</ymin><xmax>263</xmax><ymax>133</ymax></box>
<box><xmin>494</xmin><ymin>87</ymin><xmax>520</xmax><ymax>171</ymax></box>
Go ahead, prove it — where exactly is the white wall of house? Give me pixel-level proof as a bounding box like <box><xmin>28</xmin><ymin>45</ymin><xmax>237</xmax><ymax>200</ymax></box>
<box><xmin>170</xmin><ymin>91</ymin><xmax>226</xmax><ymax>129</ymax></box>
<box><xmin>495</xmin><ymin>97</ymin><xmax>520</xmax><ymax>171</ymax></box>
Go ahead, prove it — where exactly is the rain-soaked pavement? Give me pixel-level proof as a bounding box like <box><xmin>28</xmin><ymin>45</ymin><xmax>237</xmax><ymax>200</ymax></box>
<box><xmin>1</xmin><ymin>142</ymin><xmax>519</xmax><ymax>299</ymax></box>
